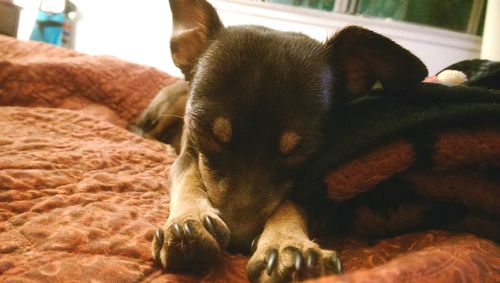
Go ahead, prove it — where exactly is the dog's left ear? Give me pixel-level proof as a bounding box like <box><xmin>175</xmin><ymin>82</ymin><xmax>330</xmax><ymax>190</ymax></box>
<box><xmin>169</xmin><ymin>0</ymin><xmax>223</xmax><ymax>80</ymax></box>
<box><xmin>326</xmin><ymin>26</ymin><xmax>428</xmax><ymax>96</ymax></box>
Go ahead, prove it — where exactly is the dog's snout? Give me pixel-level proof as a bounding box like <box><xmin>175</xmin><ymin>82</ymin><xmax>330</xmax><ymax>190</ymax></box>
<box><xmin>212</xmin><ymin>176</ymin><xmax>293</xmax><ymax>253</ymax></box>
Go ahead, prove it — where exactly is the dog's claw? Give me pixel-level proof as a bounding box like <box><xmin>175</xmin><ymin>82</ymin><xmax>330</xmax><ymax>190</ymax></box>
<box><xmin>171</xmin><ymin>223</ymin><xmax>182</xmax><ymax>238</ymax></box>
<box><xmin>183</xmin><ymin>221</ymin><xmax>193</xmax><ymax>238</ymax></box>
<box><xmin>265</xmin><ymin>249</ymin><xmax>278</xmax><ymax>275</ymax></box>
<box><xmin>203</xmin><ymin>215</ymin><xmax>216</xmax><ymax>237</ymax></box>
<box><xmin>293</xmin><ymin>249</ymin><xmax>303</xmax><ymax>271</ymax></box>
<box><xmin>153</xmin><ymin>253</ymin><xmax>161</xmax><ymax>267</ymax></box>
<box><xmin>306</xmin><ymin>251</ymin><xmax>318</xmax><ymax>270</ymax></box>
<box><xmin>155</xmin><ymin>228</ymin><xmax>164</xmax><ymax>248</ymax></box>
<box><xmin>331</xmin><ymin>255</ymin><xmax>343</xmax><ymax>274</ymax></box>
<box><xmin>153</xmin><ymin>228</ymin><xmax>164</xmax><ymax>266</ymax></box>
<box><xmin>250</xmin><ymin>235</ymin><xmax>260</xmax><ymax>255</ymax></box>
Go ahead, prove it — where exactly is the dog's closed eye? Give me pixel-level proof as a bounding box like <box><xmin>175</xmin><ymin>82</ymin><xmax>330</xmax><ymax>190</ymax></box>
<box><xmin>190</xmin><ymin>117</ymin><xmax>233</xmax><ymax>154</ymax></box>
<box><xmin>279</xmin><ymin>131</ymin><xmax>311</xmax><ymax>167</ymax></box>
<box><xmin>285</xmin><ymin>154</ymin><xmax>308</xmax><ymax>167</ymax></box>
<box><xmin>192</xmin><ymin>131</ymin><xmax>223</xmax><ymax>154</ymax></box>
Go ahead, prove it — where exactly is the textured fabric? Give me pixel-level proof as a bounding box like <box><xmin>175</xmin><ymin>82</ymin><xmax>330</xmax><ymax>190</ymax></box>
<box><xmin>311</xmin><ymin>232</ymin><xmax>500</xmax><ymax>283</ymax></box>
<box><xmin>0</xmin><ymin>35</ymin><xmax>177</xmax><ymax>127</ymax></box>
<box><xmin>1</xmin><ymin>35</ymin><xmax>499</xmax><ymax>283</ymax></box>
<box><xmin>325</xmin><ymin>130</ymin><xmax>500</xmax><ymax>207</ymax></box>
<box><xmin>307</xmin><ymin>82</ymin><xmax>500</xmax><ymax>180</ymax></box>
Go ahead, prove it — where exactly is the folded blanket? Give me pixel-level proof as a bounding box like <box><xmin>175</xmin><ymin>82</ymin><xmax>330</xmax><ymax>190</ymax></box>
<box><xmin>312</xmin><ymin>83</ymin><xmax>500</xmax><ymax>199</ymax></box>
<box><xmin>314</xmin><ymin>81</ymin><xmax>500</xmax><ymax>212</ymax></box>
<box><xmin>306</xmin><ymin>65</ymin><xmax>500</xmax><ymax>281</ymax></box>
<box><xmin>1</xmin><ymin>35</ymin><xmax>499</xmax><ymax>282</ymax></box>
<box><xmin>0</xmin><ymin>35</ymin><xmax>177</xmax><ymax>127</ymax></box>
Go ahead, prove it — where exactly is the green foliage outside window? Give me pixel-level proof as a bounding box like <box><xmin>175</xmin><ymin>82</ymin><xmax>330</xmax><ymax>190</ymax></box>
<box><xmin>357</xmin><ymin>0</ymin><xmax>483</xmax><ymax>34</ymax></box>
<box><xmin>268</xmin><ymin>0</ymin><xmax>336</xmax><ymax>11</ymax></box>
<box><xmin>265</xmin><ymin>0</ymin><xmax>485</xmax><ymax>35</ymax></box>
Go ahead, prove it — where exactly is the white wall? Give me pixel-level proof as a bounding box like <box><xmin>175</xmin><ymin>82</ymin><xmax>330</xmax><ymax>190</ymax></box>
<box><xmin>14</xmin><ymin>0</ymin><xmax>41</xmax><ymax>40</ymax></box>
<box><xmin>15</xmin><ymin>0</ymin><xmax>180</xmax><ymax>76</ymax></box>
<box><xmin>71</xmin><ymin>0</ymin><xmax>177</xmax><ymax>75</ymax></box>
<box><xmin>16</xmin><ymin>0</ymin><xmax>482</xmax><ymax>77</ymax></box>
<box><xmin>481</xmin><ymin>0</ymin><xmax>500</xmax><ymax>60</ymax></box>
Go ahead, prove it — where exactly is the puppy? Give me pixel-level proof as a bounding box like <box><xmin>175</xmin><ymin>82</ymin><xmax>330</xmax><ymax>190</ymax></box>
<box><xmin>131</xmin><ymin>80</ymin><xmax>188</xmax><ymax>153</ymax></box>
<box><xmin>143</xmin><ymin>0</ymin><xmax>427</xmax><ymax>282</ymax></box>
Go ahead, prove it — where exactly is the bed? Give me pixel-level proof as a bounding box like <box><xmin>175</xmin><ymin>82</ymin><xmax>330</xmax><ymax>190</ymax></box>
<box><xmin>1</xmin><ymin>35</ymin><xmax>499</xmax><ymax>282</ymax></box>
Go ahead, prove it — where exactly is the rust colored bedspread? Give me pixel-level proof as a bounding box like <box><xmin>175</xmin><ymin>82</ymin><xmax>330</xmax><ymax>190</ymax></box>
<box><xmin>0</xmin><ymin>35</ymin><xmax>498</xmax><ymax>282</ymax></box>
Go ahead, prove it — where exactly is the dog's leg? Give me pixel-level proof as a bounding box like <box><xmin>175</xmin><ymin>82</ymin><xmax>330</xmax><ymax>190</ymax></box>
<box><xmin>247</xmin><ymin>200</ymin><xmax>342</xmax><ymax>282</ymax></box>
<box><xmin>151</xmin><ymin>150</ymin><xmax>230</xmax><ymax>272</ymax></box>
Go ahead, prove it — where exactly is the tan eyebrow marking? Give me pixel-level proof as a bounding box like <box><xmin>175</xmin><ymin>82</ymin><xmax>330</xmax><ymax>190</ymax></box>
<box><xmin>279</xmin><ymin>131</ymin><xmax>301</xmax><ymax>154</ymax></box>
<box><xmin>212</xmin><ymin>117</ymin><xmax>232</xmax><ymax>143</ymax></box>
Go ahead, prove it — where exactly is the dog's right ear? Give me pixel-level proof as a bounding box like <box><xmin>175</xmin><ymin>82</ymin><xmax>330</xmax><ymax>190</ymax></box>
<box><xmin>326</xmin><ymin>26</ymin><xmax>428</xmax><ymax>97</ymax></box>
<box><xmin>169</xmin><ymin>0</ymin><xmax>223</xmax><ymax>80</ymax></box>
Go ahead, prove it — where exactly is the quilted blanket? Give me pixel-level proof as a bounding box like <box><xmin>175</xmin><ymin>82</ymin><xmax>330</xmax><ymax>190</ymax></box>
<box><xmin>1</xmin><ymin>35</ymin><xmax>499</xmax><ymax>283</ymax></box>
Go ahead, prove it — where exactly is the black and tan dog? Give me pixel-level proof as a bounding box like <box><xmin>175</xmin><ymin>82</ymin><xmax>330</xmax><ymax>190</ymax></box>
<box><xmin>139</xmin><ymin>0</ymin><xmax>427</xmax><ymax>281</ymax></box>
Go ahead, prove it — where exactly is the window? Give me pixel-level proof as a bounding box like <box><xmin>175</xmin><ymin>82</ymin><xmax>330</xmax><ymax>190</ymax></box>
<box><xmin>261</xmin><ymin>0</ymin><xmax>486</xmax><ymax>35</ymax></box>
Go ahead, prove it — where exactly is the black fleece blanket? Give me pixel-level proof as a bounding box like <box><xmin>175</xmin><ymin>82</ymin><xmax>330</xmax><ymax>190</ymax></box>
<box><xmin>310</xmin><ymin>83</ymin><xmax>500</xmax><ymax>177</ymax></box>
<box><xmin>303</xmin><ymin>61</ymin><xmax>500</xmax><ymax>242</ymax></box>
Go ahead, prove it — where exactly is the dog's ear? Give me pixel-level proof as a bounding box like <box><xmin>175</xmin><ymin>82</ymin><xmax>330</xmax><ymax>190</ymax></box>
<box><xmin>169</xmin><ymin>0</ymin><xmax>223</xmax><ymax>80</ymax></box>
<box><xmin>326</xmin><ymin>26</ymin><xmax>428</xmax><ymax>96</ymax></box>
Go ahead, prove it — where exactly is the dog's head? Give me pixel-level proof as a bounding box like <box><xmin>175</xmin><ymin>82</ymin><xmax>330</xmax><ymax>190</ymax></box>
<box><xmin>169</xmin><ymin>0</ymin><xmax>427</xmax><ymax>251</ymax></box>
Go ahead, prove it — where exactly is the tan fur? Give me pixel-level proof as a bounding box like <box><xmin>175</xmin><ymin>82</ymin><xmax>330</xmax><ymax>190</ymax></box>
<box><xmin>258</xmin><ymin>201</ymin><xmax>309</xmax><ymax>247</ymax></box>
<box><xmin>279</xmin><ymin>131</ymin><xmax>301</xmax><ymax>154</ymax></box>
<box><xmin>152</xmin><ymin>128</ymin><xmax>230</xmax><ymax>268</ymax></box>
<box><xmin>198</xmin><ymin>153</ymin><xmax>227</xmax><ymax>208</ymax></box>
<box><xmin>197</xmin><ymin>153</ymin><xmax>284</xmax><ymax>248</ymax></box>
<box><xmin>169</xmin><ymin>159</ymin><xmax>215</xmax><ymax>217</ymax></box>
<box><xmin>212</xmin><ymin>117</ymin><xmax>232</xmax><ymax>143</ymax></box>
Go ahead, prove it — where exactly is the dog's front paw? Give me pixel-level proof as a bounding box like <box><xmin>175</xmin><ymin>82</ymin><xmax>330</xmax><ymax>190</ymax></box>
<box><xmin>152</xmin><ymin>213</ymin><xmax>230</xmax><ymax>272</ymax></box>
<box><xmin>246</xmin><ymin>236</ymin><xmax>342</xmax><ymax>283</ymax></box>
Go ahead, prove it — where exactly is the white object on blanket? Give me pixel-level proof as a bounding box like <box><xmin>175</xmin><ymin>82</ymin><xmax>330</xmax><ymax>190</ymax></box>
<box><xmin>436</xmin><ymin>70</ymin><xmax>468</xmax><ymax>86</ymax></box>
